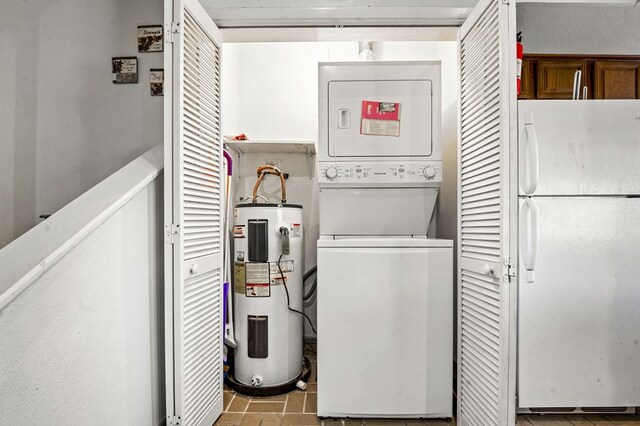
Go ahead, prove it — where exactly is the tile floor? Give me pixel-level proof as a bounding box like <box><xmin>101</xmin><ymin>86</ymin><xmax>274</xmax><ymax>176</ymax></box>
<box><xmin>215</xmin><ymin>344</ymin><xmax>640</xmax><ymax>426</ymax></box>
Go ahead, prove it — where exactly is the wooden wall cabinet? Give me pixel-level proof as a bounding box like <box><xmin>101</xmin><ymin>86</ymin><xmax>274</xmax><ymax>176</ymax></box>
<box><xmin>518</xmin><ymin>54</ymin><xmax>640</xmax><ymax>100</ymax></box>
<box><xmin>519</xmin><ymin>59</ymin><xmax>535</xmax><ymax>99</ymax></box>
<box><xmin>536</xmin><ymin>60</ymin><xmax>588</xmax><ymax>99</ymax></box>
<box><xmin>594</xmin><ymin>61</ymin><xmax>640</xmax><ymax>99</ymax></box>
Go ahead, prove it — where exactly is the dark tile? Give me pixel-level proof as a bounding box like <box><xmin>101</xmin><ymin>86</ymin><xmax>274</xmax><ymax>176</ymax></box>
<box><xmin>567</xmin><ymin>415</ymin><xmax>603</xmax><ymax>426</ymax></box>
<box><xmin>252</xmin><ymin>394</ymin><xmax>287</xmax><ymax>402</ymax></box>
<box><xmin>286</xmin><ymin>392</ymin><xmax>305</xmax><ymax>413</ymax></box>
<box><xmin>239</xmin><ymin>414</ymin><xmax>263</xmax><ymax>426</ymax></box>
<box><xmin>224</xmin><ymin>391</ymin><xmax>234</xmax><ymax>411</ymax></box>
<box><xmin>524</xmin><ymin>415</ymin><xmax>573</xmax><ymax>425</ymax></box>
<box><xmin>281</xmin><ymin>413</ymin><xmax>321</xmax><ymax>425</ymax></box>
<box><xmin>304</xmin><ymin>393</ymin><xmax>317</xmax><ymax>414</ymax></box>
<box><xmin>261</xmin><ymin>414</ymin><xmax>284</xmax><ymax>426</ymax></box>
<box><xmin>216</xmin><ymin>413</ymin><xmax>243</xmax><ymax>425</ymax></box>
<box><xmin>228</xmin><ymin>395</ymin><xmax>250</xmax><ymax>413</ymax></box>
<box><xmin>246</xmin><ymin>401</ymin><xmax>286</xmax><ymax>413</ymax></box>
<box><xmin>585</xmin><ymin>416</ymin><xmax>617</xmax><ymax>426</ymax></box>
<box><xmin>604</xmin><ymin>415</ymin><xmax>640</xmax><ymax>425</ymax></box>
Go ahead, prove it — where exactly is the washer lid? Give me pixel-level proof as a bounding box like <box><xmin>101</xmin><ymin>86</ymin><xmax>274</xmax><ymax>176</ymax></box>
<box><xmin>317</xmin><ymin>236</ymin><xmax>452</xmax><ymax>248</ymax></box>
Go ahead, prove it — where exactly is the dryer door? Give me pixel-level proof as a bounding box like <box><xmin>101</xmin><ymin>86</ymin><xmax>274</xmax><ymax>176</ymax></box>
<box><xmin>328</xmin><ymin>79</ymin><xmax>433</xmax><ymax>158</ymax></box>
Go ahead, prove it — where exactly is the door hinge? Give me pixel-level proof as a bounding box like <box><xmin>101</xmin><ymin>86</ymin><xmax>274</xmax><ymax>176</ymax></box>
<box><xmin>503</xmin><ymin>258</ymin><xmax>516</xmax><ymax>283</ymax></box>
<box><xmin>502</xmin><ymin>0</ymin><xmax>510</xmax><ymax>4</ymax></box>
<box><xmin>165</xmin><ymin>223</ymin><xmax>180</xmax><ymax>245</ymax></box>
<box><xmin>165</xmin><ymin>22</ymin><xmax>180</xmax><ymax>44</ymax></box>
<box><xmin>168</xmin><ymin>415</ymin><xmax>181</xmax><ymax>426</ymax></box>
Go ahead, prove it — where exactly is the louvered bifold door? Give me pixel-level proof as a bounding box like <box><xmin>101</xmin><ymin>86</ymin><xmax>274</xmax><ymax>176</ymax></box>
<box><xmin>457</xmin><ymin>0</ymin><xmax>517</xmax><ymax>425</ymax></box>
<box><xmin>164</xmin><ymin>0</ymin><xmax>224</xmax><ymax>425</ymax></box>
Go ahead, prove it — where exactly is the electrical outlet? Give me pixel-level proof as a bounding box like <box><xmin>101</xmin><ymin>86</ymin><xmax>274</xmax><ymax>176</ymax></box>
<box><xmin>265</xmin><ymin>159</ymin><xmax>281</xmax><ymax>169</ymax></box>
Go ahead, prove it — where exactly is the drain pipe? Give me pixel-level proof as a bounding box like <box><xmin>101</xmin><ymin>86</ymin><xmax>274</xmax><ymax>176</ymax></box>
<box><xmin>358</xmin><ymin>41</ymin><xmax>374</xmax><ymax>61</ymax></box>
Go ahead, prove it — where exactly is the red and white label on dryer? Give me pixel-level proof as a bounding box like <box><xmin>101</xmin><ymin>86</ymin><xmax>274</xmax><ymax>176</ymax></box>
<box><xmin>361</xmin><ymin>100</ymin><xmax>401</xmax><ymax>137</ymax></box>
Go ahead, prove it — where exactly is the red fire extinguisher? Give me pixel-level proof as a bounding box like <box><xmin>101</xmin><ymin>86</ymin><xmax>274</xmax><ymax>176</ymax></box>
<box><xmin>516</xmin><ymin>32</ymin><xmax>524</xmax><ymax>95</ymax></box>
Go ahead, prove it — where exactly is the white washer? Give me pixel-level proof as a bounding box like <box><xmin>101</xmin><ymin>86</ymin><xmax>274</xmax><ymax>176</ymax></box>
<box><xmin>317</xmin><ymin>237</ymin><xmax>453</xmax><ymax>418</ymax></box>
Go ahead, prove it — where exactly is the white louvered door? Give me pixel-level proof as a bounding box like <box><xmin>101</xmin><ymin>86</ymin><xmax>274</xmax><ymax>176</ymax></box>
<box><xmin>164</xmin><ymin>0</ymin><xmax>224</xmax><ymax>425</ymax></box>
<box><xmin>457</xmin><ymin>0</ymin><xmax>517</xmax><ymax>425</ymax></box>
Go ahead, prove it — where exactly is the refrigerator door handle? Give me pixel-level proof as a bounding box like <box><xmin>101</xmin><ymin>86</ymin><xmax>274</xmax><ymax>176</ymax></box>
<box><xmin>520</xmin><ymin>198</ymin><xmax>539</xmax><ymax>283</ymax></box>
<box><xmin>520</xmin><ymin>113</ymin><xmax>540</xmax><ymax>195</ymax></box>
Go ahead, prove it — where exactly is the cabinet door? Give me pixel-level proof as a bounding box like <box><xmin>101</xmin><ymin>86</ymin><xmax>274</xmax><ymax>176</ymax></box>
<box><xmin>594</xmin><ymin>61</ymin><xmax>640</xmax><ymax>99</ymax></box>
<box><xmin>536</xmin><ymin>60</ymin><xmax>587</xmax><ymax>99</ymax></box>
<box><xmin>518</xmin><ymin>59</ymin><xmax>535</xmax><ymax>99</ymax></box>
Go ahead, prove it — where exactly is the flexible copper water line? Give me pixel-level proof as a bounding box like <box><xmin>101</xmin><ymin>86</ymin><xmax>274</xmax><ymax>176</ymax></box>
<box><xmin>252</xmin><ymin>165</ymin><xmax>287</xmax><ymax>203</ymax></box>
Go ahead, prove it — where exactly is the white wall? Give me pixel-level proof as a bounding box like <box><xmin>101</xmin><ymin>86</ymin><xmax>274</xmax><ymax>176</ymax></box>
<box><xmin>0</xmin><ymin>175</ymin><xmax>164</xmax><ymax>426</ymax></box>
<box><xmin>0</xmin><ymin>0</ymin><xmax>163</xmax><ymax>248</ymax></box>
<box><xmin>517</xmin><ymin>3</ymin><xmax>640</xmax><ymax>54</ymax></box>
<box><xmin>222</xmin><ymin>41</ymin><xmax>459</xmax><ymax>338</ymax></box>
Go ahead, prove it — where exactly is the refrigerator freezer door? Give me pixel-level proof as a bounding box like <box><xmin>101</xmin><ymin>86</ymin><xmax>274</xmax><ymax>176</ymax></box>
<box><xmin>317</xmin><ymin>243</ymin><xmax>453</xmax><ymax>417</ymax></box>
<box><xmin>518</xmin><ymin>100</ymin><xmax>640</xmax><ymax>196</ymax></box>
<box><xmin>518</xmin><ymin>197</ymin><xmax>640</xmax><ymax>408</ymax></box>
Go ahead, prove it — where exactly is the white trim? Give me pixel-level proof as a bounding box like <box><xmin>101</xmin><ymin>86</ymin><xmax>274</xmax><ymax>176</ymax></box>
<box><xmin>221</xmin><ymin>26</ymin><xmax>459</xmax><ymax>43</ymax></box>
<box><xmin>200</xmin><ymin>3</ymin><xmax>475</xmax><ymax>28</ymax></box>
<box><xmin>0</xmin><ymin>144</ymin><xmax>163</xmax><ymax>312</ymax></box>
<box><xmin>460</xmin><ymin>0</ymin><xmax>493</xmax><ymax>39</ymax></box>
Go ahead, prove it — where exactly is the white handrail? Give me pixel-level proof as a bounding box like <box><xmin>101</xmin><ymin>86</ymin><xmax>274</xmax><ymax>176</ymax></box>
<box><xmin>0</xmin><ymin>144</ymin><xmax>163</xmax><ymax>311</ymax></box>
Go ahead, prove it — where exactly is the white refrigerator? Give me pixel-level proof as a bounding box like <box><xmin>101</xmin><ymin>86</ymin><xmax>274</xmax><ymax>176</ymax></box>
<box><xmin>517</xmin><ymin>100</ymin><xmax>640</xmax><ymax>409</ymax></box>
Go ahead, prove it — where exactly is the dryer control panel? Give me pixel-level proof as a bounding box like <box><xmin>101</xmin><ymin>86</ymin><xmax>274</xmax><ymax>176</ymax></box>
<box><xmin>318</xmin><ymin>161</ymin><xmax>442</xmax><ymax>187</ymax></box>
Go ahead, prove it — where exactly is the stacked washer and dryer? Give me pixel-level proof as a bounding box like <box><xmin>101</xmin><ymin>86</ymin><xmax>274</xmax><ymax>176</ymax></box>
<box><xmin>316</xmin><ymin>61</ymin><xmax>453</xmax><ymax>419</ymax></box>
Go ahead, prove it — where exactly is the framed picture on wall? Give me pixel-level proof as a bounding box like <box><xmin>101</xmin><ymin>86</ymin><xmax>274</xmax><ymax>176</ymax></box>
<box><xmin>150</xmin><ymin>68</ymin><xmax>164</xmax><ymax>96</ymax></box>
<box><xmin>112</xmin><ymin>57</ymin><xmax>138</xmax><ymax>84</ymax></box>
<box><xmin>137</xmin><ymin>25</ymin><xmax>163</xmax><ymax>52</ymax></box>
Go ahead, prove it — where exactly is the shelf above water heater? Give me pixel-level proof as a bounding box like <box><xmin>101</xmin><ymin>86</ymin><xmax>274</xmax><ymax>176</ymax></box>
<box><xmin>224</xmin><ymin>140</ymin><xmax>316</xmax><ymax>178</ymax></box>
<box><xmin>224</xmin><ymin>140</ymin><xmax>315</xmax><ymax>156</ymax></box>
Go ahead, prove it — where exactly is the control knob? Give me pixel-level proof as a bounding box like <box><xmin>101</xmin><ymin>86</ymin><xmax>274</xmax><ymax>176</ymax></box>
<box><xmin>325</xmin><ymin>166</ymin><xmax>338</xmax><ymax>180</ymax></box>
<box><xmin>423</xmin><ymin>166</ymin><xmax>437</xmax><ymax>179</ymax></box>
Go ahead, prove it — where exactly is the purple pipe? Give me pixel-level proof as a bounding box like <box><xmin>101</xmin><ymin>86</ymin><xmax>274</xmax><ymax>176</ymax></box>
<box><xmin>223</xmin><ymin>150</ymin><xmax>233</xmax><ymax>176</ymax></box>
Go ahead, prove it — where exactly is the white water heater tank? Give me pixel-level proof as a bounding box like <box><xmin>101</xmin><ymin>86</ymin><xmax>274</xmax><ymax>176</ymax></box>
<box><xmin>232</xmin><ymin>203</ymin><xmax>304</xmax><ymax>387</ymax></box>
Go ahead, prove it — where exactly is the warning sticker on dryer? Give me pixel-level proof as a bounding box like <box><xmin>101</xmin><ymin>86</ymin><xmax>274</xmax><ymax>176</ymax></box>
<box><xmin>361</xmin><ymin>100</ymin><xmax>401</xmax><ymax>137</ymax></box>
<box><xmin>245</xmin><ymin>262</ymin><xmax>270</xmax><ymax>297</ymax></box>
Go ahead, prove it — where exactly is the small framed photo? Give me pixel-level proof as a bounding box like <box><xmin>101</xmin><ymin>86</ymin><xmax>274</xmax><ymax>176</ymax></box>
<box><xmin>112</xmin><ymin>57</ymin><xmax>138</xmax><ymax>84</ymax></box>
<box><xmin>150</xmin><ymin>68</ymin><xmax>164</xmax><ymax>96</ymax></box>
<box><xmin>138</xmin><ymin>25</ymin><xmax>163</xmax><ymax>52</ymax></box>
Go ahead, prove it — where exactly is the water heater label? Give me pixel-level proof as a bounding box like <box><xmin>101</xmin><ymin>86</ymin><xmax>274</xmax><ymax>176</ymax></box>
<box><xmin>270</xmin><ymin>260</ymin><xmax>294</xmax><ymax>275</ymax></box>
<box><xmin>233</xmin><ymin>225</ymin><xmax>246</xmax><ymax>239</ymax></box>
<box><xmin>234</xmin><ymin>262</ymin><xmax>245</xmax><ymax>294</ymax></box>
<box><xmin>245</xmin><ymin>262</ymin><xmax>271</xmax><ymax>297</ymax></box>
<box><xmin>361</xmin><ymin>100</ymin><xmax>401</xmax><ymax>137</ymax></box>
<box><xmin>290</xmin><ymin>223</ymin><xmax>302</xmax><ymax>238</ymax></box>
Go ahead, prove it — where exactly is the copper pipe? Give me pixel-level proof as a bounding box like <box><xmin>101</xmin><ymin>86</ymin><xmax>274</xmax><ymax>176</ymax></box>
<box><xmin>252</xmin><ymin>165</ymin><xmax>287</xmax><ymax>203</ymax></box>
